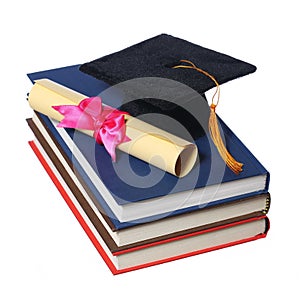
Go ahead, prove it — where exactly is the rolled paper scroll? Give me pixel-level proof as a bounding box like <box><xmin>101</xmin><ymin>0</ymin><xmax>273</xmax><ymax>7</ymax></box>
<box><xmin>28</xmin><ymin>79</ymin><xmax>198</xmax><ymax>177</ymax></box>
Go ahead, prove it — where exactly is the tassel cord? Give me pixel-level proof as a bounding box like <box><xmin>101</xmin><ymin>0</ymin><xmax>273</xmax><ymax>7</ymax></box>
<box><xmin>173</xmin><ymin>60</ymin><xmax>243</xmax><ymax>174</ymax></box>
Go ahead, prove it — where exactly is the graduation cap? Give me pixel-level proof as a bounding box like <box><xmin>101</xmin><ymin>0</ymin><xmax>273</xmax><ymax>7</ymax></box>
<box><xmin>79</xmin><ymin>34</ymin><xmax>256</xmax><ymax>174</ymax></box>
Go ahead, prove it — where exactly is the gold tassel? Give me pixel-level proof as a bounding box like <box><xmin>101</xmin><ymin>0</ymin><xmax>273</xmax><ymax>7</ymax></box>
<box><xmin>209</xmin><ymin>103</ymin><xmax>243</xmax><ymax>174</ymax></box>
<box><xmin>173</xmin><ymin>60</ymin><xmax>243</xmax><ymax>174</ymax></box>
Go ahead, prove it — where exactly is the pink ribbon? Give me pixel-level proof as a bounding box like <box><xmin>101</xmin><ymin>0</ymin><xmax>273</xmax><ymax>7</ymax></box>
<box><xmin>52</xmin><ymin>97</ymin><xmax>130</xmax><ymax>161</ymax></box>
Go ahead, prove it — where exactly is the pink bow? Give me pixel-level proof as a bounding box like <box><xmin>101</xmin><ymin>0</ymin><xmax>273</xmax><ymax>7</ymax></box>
<box><xmin>52</xmin><ymin>97</ymin><xmax>130</xmax><ymax>161</ymax></box>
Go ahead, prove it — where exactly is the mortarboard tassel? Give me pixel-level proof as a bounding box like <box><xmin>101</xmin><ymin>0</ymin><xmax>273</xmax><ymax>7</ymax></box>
<box><xmin>173</xmin><ymin>60</ymin><xmax>243</xmax><ymax>174</ymax></box>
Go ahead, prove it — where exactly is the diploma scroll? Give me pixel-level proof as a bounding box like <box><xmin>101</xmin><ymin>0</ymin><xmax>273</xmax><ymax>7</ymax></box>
<box><xmin>28</xmin><ymin>79</ymin><xmax>198</xmax><ymax>177</ymax></box>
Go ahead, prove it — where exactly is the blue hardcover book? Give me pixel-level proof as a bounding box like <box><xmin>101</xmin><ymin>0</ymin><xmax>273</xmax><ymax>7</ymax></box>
<box><xmin>28</xmin><ymin>65</ymin><xmax>269</xmax><ymax>229</ymax></box>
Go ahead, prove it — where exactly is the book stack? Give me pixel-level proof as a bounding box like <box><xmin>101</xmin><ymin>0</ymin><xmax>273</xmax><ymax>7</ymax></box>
<box><xmin>26</xmin><ymin>34</ymin><xmax>270</xmax><ymax>274</ymax></box>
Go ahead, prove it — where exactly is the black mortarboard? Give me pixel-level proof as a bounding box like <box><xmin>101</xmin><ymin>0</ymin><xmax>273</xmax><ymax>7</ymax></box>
<box><xmin>79</xmin><ymin>34</ymin><xmax>256</xmax><ymax>140</ymax></box>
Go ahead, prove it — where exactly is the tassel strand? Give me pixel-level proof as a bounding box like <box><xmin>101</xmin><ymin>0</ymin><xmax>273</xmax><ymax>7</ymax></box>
<box><xmin>209</xmin><ymin>103</ymin><xmax>243</xmax><ymax>174</ymax></box>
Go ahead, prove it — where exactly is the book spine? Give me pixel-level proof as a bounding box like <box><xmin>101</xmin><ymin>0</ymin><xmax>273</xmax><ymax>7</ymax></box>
<box><xmin>262</xmin><ymin>193</ymin><xmax>271</xmax><ymax>214</ymax></box>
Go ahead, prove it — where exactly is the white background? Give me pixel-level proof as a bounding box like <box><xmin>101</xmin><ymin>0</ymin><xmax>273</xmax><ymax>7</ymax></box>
<box><xmin>1</xmin><ymin>0</ymin><xmax>299</xmax><ymax>299</ymax></box>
